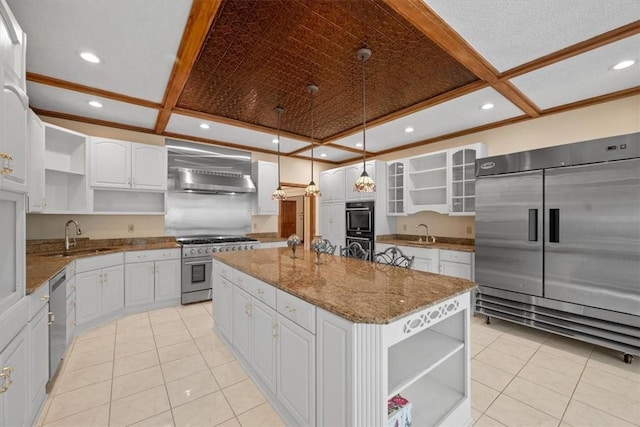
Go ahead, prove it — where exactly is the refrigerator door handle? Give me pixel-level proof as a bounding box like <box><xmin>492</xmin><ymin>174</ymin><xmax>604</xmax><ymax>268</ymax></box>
<box><xmin>549</xmin><ymin>208</ymin><xmax>560</xmax><ymax>243</ymax></box>
<box><xmin>528</xmin><ymin>209</ymin><xmax>538</xmax><ymax>242</ymax></box>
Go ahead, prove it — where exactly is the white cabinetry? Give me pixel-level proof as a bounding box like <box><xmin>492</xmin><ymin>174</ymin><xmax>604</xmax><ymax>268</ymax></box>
<box><xmin>27</xmin><ymin>282</ymin><xmax>49</xmax><ymax>422</ymax></box>
<box><xmin>387</xmin><ymin>161</ymin><xmax>406</xmax><ymax>216</ymax></box>
<box><xmin>65</xmin><ymin>262</ymin><xmax>77</xmax><ymax>346</ymax></box>
<box><xmin>217</xmin><ymin>277</ymin><xmax>234</xmax><ymax>341</ymax></box>
<box><xmin>345</xmin><ymin>161</ymin><xmax>376</xmax><ymax>201</ymax></box>
<box><xmin>252</xmin><ymin>298</ymin><xmax>277</xmax><ymax>393</ymax></box>
<box><xmin>318</xmin><ymin>203</ymin><xmax>345</xmax><ymax>250</ymax></box>
<box><xmin>375</xmin><ymin>242</ymin><xmax>439</xmax><ymax>274</ymax></box>
<box><xmin>232</xmin><ymin>286</ymin><xmax>253</xmax><ymax>361</ymax></box>
<box><xmin>439</xmin><ymin>250</ymin><xmax>474</xmax><ymax>280</ymax></box>
<box><xmin>0</xmin><ymin>327</ymin><xmax>28</xmax><ymax>427</ymax></box>
<box><xmin>75</xmin><ymin>253</ymin><xmax>124</xmax><ymax>325</ymax></box>
<box><xmin>448</xmin><ymin>143</ymin><xmax>487</xmax><ymax>215</ymax></box>
<box><xmin>319</xmin><ymin>167</ymin><xmax>345</xmax><ymax>203</ymax></box>
<box><xmin>252</xmin><ymin>161</ymin><xmax>278</xmax><ymax>215</ymax></box>
<box><xmin>27</xmin><ymin>110</ymin><xmax>45</xmax><ymax>212</ymax></box>
<box><xmin>124</xmin><ymin>249</ymin><xmax>181</xmax><ymax>307</ymax></box>
<box><xmin>0</xmin><ymin>189</ymin><xmax>24</xmax><ymax>314</ymax></box>
<box><xmin>0</xmin><ymin>0</ymin><xmax>27</xmax><ymax>193</ymax></box>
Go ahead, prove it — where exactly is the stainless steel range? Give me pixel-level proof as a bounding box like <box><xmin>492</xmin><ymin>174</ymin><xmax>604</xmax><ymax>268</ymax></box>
<box><xmin>177</xmin><ymin>235</ymin><xmax>259</xmax><ymax>304</ymax></box>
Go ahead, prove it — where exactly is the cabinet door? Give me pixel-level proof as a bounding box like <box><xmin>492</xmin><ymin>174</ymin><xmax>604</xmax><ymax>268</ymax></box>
<box><xmin>252</xmin><ymin>298</ymin><xmax>277</xmax><ymax>394</ymax></box>
<box><xmin>276</xmin><ymin>314</ymin><xmax>315</xmax><ymax>427</ymax></box>
<box><xmin>330</xmin><ymin>203</ymin><xmax>345</xmax><ymax>238</ymax></box>
<box><xmin>346</xmin><ymin>162</ymin><xmax>375</xmax><ymax>201</ymax></box>
<box><xmin>124</xmin><ymin>262</ymin><xmax>155</xmax><ymax>307</ymax></box>
<box><xmin>27</xmin><ymin>110</ymin><xmax>45</xmax><ymax>212</ymax></box>
<box><xmin>0</xmin><ymin>189</ymin><xmax>25</xmax><ymax>315</ymax></box>
<box><xmin>91</xmin><ymin>139</ymin><xmax>131</xmax><ymax>188</ymax></box>
<box><xmin>253</xmin><ymin>161</ymin><xmax>278</xmax><ymax>215</ymax></box>
<box><xmin>29</xmin><ymin>306</ymin><xmax>49</xmax><ymax>410</ymax></box>
<box><xmin>1</xmin><ymin>76</ymin><xmax>28</xmax><ymax>192</ymax></box>
<box><xmin>154</xmin><ymin>259</ymin><xmax>181</xmax><ymax>301</ymax></box>
<box><xmin>232</xmin><ymin>286</ymin><xmax>252</xmax><ymax>362</ymax></box>
<box><xmin>102</xmin><ymin>264</ymin><xmax>124</xmax><ymax>315</ymax></box>
<box><xmin>318</xmin><ymin>204</ymin><xmax>331</xmax><ymax>236</ymax></box>
<box><xmin>217</xmin><ymin>278</ymin><xmax>234</xmax><ymax>341</ymax></box>
<box><xmin>75</xmin><ymin>270</ymin><xmax>102</xmax><ymax>324</ymax></box>
<box><xmin>440</xmin><ymin>261</ymin><xmax>472</xmax><ymax>280</ymax></box>
<box><xmin>387</xmin><ymin>161</ymin><xmax>405</xmax><ymax>215</ymax></box>
<box><xmin>0</xmin><ymin>328</ymin><xmax>28</xmax><ymax>427</ymax></box>
<box><xmin>131</xmin><ymin>143</ymin><xmax>166</xmax><ymax>190</ymax></box>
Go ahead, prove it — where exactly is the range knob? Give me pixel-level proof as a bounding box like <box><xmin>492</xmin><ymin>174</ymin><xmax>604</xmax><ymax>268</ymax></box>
<box><xmin>231</xmin><ymin>246</ymin><xmax>237</xmax><ymax>251</ymax></box>
<box><xmin>204</xmin><ymin>248</ymin><xmax>210</xmax><ymax>254</ymax></box>
<box><xmin>211</xmin><ymin>247</ymin><xmax>217</xmax><ymax>253</ymax></box>
<box><xmin>189</xmin><ymin>249</ymin><xmax>196</xmax><ymax>255</ymax></box>
<box><xmin>197</xmin><ymin>248</ymin><xmax>204</xmax><ymax>254</ymax></box>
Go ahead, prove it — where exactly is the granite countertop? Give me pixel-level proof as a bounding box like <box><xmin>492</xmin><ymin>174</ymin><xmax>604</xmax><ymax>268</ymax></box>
<box><xmin>377</xmin><ymin>235</ymin><xmax>475</xmax><ymax>253</ymax></box>
<box><xmin>246</xmin><ymin>232</ymin><xmax>287</xmax><ymax>243</ymax></box>
<box><xmin>26</xmin><ymin>237</ymin><xmax>180</xmax><ymax>294</ymax></box>
<box><xmin>213</xmin><ymin>247</ymin><xmax>476</xmax><ymax>324</ymax></box>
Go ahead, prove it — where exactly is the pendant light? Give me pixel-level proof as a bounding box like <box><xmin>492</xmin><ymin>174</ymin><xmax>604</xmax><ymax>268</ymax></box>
<box><xmin>271</xmin><ymin>106</ymin><xmax>287</xmax><ymax>200</ymax></box>
<box><xmin>353</xmin><ymin>47</ymin><xmax>376</xmax><ymax>193</ymax></box>
<box><xmin>305</xmin><ymin>84</ymin><xmax>321</xmax><ymax>197</ymax></box>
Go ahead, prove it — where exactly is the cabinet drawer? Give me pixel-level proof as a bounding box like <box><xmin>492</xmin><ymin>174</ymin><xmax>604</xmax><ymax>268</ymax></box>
<box><xmin>439</xmin><ymin>250</ymin><xmax>472</xmax><ymax>264</ymax></box>
<box><xmin>76</xmin><ymin>252</ymin><xmax>124</xmax><ymax>273</ymax></box>
<box><xmin>245</xmin><ymin>278</ymin><xmax>276</xmax><ymax>309</ymax></box>
<box><xmin>232</xmin><ymin>269</ymin><xmax>252</xmax><ymax>290</ymax></box>
<box><xmin>277</xmin><ymin>290</ymin><xmax>316</xmax><ymax>334</ymax></box>
<box><xmin>219</xmin><ymin>263</ymin><xmax>233</xmax><ymax>281</ymax></box>
<box><xmin>29</xmin><ymin>282</ymin><xmax>50</xmax><ymax>319</ymax></box>
<box><xmin>124</xmin><ymin>248</ymin><xmax>180</xmax><ymax>263</ymax></box>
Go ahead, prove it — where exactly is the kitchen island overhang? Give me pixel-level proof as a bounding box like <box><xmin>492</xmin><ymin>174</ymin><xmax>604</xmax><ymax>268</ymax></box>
<box><xmin>212</xmin><ymin>248</ymin><xmax>476</xmax><ymax>426</ymax></box>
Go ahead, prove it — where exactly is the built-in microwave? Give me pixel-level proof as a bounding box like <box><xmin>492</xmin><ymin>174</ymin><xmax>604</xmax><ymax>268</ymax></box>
<box><xmin>346</xmin><ymin>201</ymin><xmax>374</xmax><ymax>235</ymax></box>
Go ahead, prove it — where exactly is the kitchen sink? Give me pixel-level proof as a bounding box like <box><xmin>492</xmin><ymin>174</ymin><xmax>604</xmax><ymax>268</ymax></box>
<box><xmin>46</xmin><ymin>248</ymin><xmax>117</xmax><ymax>257</ymax></box>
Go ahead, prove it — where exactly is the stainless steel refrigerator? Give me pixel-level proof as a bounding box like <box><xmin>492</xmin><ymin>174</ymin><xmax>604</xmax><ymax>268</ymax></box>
<box><xmin>474</xmin><ymin>132</ymin><xmax>640</xmax><ymax>362</ymax></box>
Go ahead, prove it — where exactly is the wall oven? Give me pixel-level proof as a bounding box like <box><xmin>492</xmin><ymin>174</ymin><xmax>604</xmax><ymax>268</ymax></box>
<box><xmin>345</xmin><ymin>201</ymin><xmax>375</xmax><ymax>261</ymax></box>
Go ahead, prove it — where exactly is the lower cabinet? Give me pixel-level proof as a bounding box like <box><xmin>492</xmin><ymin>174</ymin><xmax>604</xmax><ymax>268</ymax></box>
<box><xmin>28</xmin><ymin>306</ymin><xmax>49</xmax><ymax>419</ymax></box>
<box><xmin>376</xmin><ymin>243</ymin><xmax>473</xmax><ymax>278</ymax></box>
<box><xmin>217</xmin><ymin>278</ymin><xmax>234</xmax><ymax>341</ymax></box>
<box><xmin>252</xmin><ymin>299</ymin><xmax>277</xmax><ymax>394</ymax></box>
<box><xmin>0</xmin><ymin>327</ymin><xmax>29</xmax><ymax>427</ymax></box>
<box><xmin>438</xmin><ymin>249</ymin><xmax>473</xmax><ymax>280</ymax></box>
<box><xmin>76</xmin><ymin>254</ymin><xmax>125</xmax><ymax>325</ymax></box>
<box><xmin>232</xmin><ymin>286</ymin><xmax>252</xmax><ymax>361</ymax></box>
<box><xmin>124</xmin><ymin>249</ymin><xmax>181</xmax><ymax>307</ymax></box>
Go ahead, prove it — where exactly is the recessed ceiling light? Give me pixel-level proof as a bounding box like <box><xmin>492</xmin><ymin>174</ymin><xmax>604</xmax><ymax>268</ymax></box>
<box><xmin>199</xmin><ymin>123</ymin><xmax>210</xmax><ymax>129</ymax></box>
<box><xmin>272</xmin><ymin>138</ymin><xmax>279</xmax><ymax>144</ymax></box>
<box><xmin>320</xmin><ymin>153</ymin><xmax>327</xmax><ymax>157</ymax></box>
<box><xmin>404</xmin><ymin>127</ymin><xmax>414</xmax><ymax>133</ymax></box>
<box><xmin>355</xmin><ymin>142</ymin><xmax>363</xmax><ymax>148</ymax></box>
<box><xmin>88</xmin><ymin>100</ymin><xmax>103</xmax><ymax>108</ymax></box>
<box><xmin>80</xmin><ymin>51</ymin><xmax>101</xmax><ymax>64</ymax></box>
<box><xmin>480</xmin><ymin>103</ymin><xmax>495</xmax><ymax>110</ymax></box>
<box><xmin>611</xmin><ymin>60</ymin><xmax>635</xmax><ymax>71</ymax></box>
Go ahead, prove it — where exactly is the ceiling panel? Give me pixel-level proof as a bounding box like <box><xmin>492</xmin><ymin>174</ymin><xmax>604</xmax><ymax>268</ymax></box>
<box><xmin>177</xmin><ymin>0</ymin><xmax>479</xmax><ymax>140</ymax></box>
<box><xmin>7</xmin><ymin>0</ymin><xmax>192</xmax><ymax>103</ymax></box>
<box><xmin>296</xmin><ymin>146</ymin><xmax>359</xmax><ymax>163</ymax></box>
<box><xmin>332</xmin><ymin>87</ymin><xmax>524</xmax><ymax>152</ymax></box>
<box><xmin>166</xmin><ymin>113</ymin><xmax>310</xmax><ymax>154</ymax></box>
<box><xmin>27</xmin><ymin>82</ymin><xmax>158</xmax><ymax>129</ymax></box>
<box><xmin>425</xmin><ymin>0</ymin><xmax>640</xmax><ymax>72</ymax></box>
<box><xmin>511</xmin><ymin>35</ymin><xmax>640</xmax><ymax>110</ymax></box>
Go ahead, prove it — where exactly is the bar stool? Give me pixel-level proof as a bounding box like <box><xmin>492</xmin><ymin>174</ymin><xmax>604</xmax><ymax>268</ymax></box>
<box><xmin>374</xmin><ymin>246</ymin><xmax>415</xmax><ymax>269</ymax></box>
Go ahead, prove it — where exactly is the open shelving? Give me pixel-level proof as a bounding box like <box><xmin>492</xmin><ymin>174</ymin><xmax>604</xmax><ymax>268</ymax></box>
<box><xmin>407</xmin><ymin>151</ymin><xmax>448</xmax><ymax>213</ymax></box>
<box><xmin>93</xmin><ymin>189</ymin><xmax>165</xmax><ymax>214</ymax></box>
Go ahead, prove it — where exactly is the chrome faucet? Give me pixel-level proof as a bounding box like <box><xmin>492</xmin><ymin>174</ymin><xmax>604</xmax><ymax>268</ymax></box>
<box><xmin>416</xmin><ymin>223</ymin><xmax>429</xmax><ymax>243</ymax></box>
<box><xmin>64</xmin><ymin>220</ymin><xmax>82</xmax><ymax>254</ymax></box>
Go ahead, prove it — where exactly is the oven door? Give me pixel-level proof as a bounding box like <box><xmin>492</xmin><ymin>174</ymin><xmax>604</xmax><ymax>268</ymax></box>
<box><xmin>182</xmin><ymin>257</ymin><xmax>212</xmax><ymax>293</ymax></box>
<box><xmin>346</xmin><ymin>236</ymin><xmax>374</xmax><ymax>261</ymax></box>
<box><xmin>346</xmin><ymin>208</ymin><xmax>372</xmax><ymax>234</ymax></box>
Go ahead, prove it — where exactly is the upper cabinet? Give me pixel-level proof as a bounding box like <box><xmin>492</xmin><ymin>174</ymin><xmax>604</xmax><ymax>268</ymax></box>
<box><xmin>387</xmin><ymin>161</ymin><xmax>406</xmax><ymax>216</ymax></box>
<box><xmin>251</xmin><ymin>160</ymin><xmax>278</xmax><ymax>215</ymax></box>
<box><xmin>0</xmin><ymin>1</ymin><xmax>27</xmax><ymax>193</ymax></box>
<box><xmin>345</xmin><ymin>161</ymin><xmax>376</xmax><ymax>201</ymax></box>
<box><xmin>405</xmin><ymin>143</ymin><xmax>487</xmax><ymax>216</ymax></box>
<box><xmin>319</xmin><ymin>167</ymin><xmax>345</xmax><ymax>204</ymax></box>
<box><xmin>90</xmin><ymin>138</ymin><xmax>167</xmax><ymax>191</ymax></box>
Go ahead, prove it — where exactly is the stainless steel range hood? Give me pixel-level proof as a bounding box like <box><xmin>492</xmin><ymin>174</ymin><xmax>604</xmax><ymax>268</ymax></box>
<box><xmin>166</xmin><ymin>139</ymin><xmax>256</xmax><ymax>194</ymax></box>
<box><xmin>175</xmin><ymin>168</ymin><xmax>256</xmax><ymax>194</ymax></box>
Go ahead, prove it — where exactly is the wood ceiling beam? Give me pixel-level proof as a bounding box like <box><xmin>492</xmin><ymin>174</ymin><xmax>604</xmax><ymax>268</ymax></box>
<box><xmin>27</xmin><ymin>73</ymin><xmax>162</xmax><ymax>109</ymax></box>
<box><xmin>541</xmin><ymin>86</ymin><xmax>640</xmax><ymax>116</ymax></box>
<box><xmin>154</xmin><ymin>0</ymin><xmax>222</xmax><ymax>134</ymax></box>
<box><xmin>173</xmin><ymin>107</ymin><xmax>313</xmax><ymax>143</ymax></box>
<box><xmin>32</xmin><ymin>108</ymin><xmax>155</xmax><ymax>134</ymax></box>
<box><xmin>382</xmin><ymin>0</ymin><xmax>540</xmax><ymax>118</ymax></box>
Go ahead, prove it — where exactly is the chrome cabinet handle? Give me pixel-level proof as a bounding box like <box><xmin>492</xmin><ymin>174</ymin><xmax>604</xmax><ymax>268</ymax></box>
<box><xmin>48</xmin><ymin>311</ymin><xmax>55</xmax><ymax>325</ymax></box>
<box><xmin>284</xmin><ymin>305</ymin><xmax>296</xmax><ymax>314</ymax></box>
<box><xmin>272</xmin><ymin>323</ymin><xmax>278</xmax><ymax>338</ymax></box>
<box><xmin>40</xmin><ymin>294</ymin><xmax>50</xmax><ymax>302</ymax></box>
<box><xmin>245</xmin><ymin>302</ymin><xmax>252</xmax><ymax>317</ymax></box>
<box><xmin>257</xmin><ymin>288</ymin><xmax>264</xmax><ymax>296</ymax></box>
<box><xmin>0</xmin><ymin>153</ymin><xmax>13</xmax><ymax>175</ymax></box>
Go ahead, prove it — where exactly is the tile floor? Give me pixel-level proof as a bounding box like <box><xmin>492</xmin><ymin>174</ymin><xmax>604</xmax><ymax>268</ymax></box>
<box><xmin>36</xmin><ymin>303</ymin><xmax>640</xmax><ymax>427</ymax></box>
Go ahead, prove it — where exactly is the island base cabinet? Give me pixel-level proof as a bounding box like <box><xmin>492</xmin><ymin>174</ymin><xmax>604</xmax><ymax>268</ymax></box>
<box><xmin>276</xmin><ymin>314</ymin><xmax>315</xmax><ymax>427</ymax></box>
<box><xmin>252</xmin><ymin>299</ymin><xmax>277</xmax><ymax>394</ymax></box>
<box><xmin>217</xmin><ymin>278</ymin><xmax>234</xmax><ymax>341</ymax></box>
<box><xmin>232</xmin><ymin>286</ymin><xmax>252</xmax><ymax>362</ymax></box>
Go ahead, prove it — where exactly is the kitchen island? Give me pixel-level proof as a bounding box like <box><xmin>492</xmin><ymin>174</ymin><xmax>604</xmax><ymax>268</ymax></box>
<box><xmin>212</xmin><ymin>247</ymin><xmax>476</xmax><ymax>427</ymax></box>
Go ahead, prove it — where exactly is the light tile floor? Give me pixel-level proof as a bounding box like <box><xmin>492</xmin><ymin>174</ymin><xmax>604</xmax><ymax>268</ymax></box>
<box><xmin>37</xmin><ymin>303</ymin><xmax>640</xmax><ymax>426</ymax></box>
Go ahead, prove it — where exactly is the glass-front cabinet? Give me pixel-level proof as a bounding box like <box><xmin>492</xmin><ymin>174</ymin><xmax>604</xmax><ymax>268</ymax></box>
<box><xmin>0</xmin><ymin>189</ymin><xmax>25</xmax><ymax>314</ymax></box>
<box><xmin>447</xmin><ymin>143</ymin><xmax>487</xmax><ymax>216</ymax></box>
<box><xmin>387</xmin><ymin>161</ymin><xmax>406</xmax><ymax>215</ymax></box>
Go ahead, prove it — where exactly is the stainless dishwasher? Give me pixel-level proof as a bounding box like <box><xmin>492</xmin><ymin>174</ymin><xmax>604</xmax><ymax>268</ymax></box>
<box><xmin>48</xmin><ymin>269</ymin><xmax>67</xmax><ymax>389</ymax></box>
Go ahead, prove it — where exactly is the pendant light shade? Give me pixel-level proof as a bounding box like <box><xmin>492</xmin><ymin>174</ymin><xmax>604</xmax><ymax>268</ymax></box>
<box><xmin>271</xmin><ymin>106</ymin><xmax>287</xmax><ymax>201</ymax></box>
<box><xmin>354</xmin><ymin>47</ymin><xmax>376</xmax><ymax>193</ymax></box>
<box><xmin>305</xmin><ymin>84</ymin><xmax>321</xmax><ymax>198</ymax></box>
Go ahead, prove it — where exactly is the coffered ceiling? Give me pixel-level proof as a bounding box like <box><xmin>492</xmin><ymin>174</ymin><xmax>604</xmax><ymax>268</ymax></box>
<box><xmin>8</xmin><ymin>0</ymin><xmax>640</xmax><ymax>165</ymax></box>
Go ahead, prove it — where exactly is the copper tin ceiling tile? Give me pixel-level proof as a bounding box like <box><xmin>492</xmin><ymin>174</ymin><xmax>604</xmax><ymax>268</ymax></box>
<box><xmin>178</xmin><ymin>0</ymin><xmax>479</xmax><ymax>141</ymax></box>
